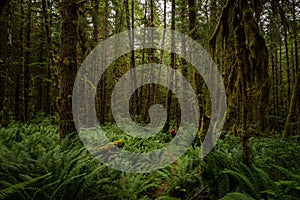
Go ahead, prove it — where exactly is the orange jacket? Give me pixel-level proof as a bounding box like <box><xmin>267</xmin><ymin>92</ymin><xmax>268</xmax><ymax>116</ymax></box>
<box><xmin>169</xmin><ymin>128</ymin><xmax>177</xmax><ymax>138</ymax></box>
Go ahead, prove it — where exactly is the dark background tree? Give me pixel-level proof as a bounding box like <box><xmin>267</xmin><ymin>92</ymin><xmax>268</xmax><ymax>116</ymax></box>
<box><xmin>0</xmin><ymin>0</ymin><xmax>10</xmax><ymax>16</ymax></box>
<box><xmin>57</xmin><ymin>0</ymin><xmax>79</xmax><ymax>138</ymax></box>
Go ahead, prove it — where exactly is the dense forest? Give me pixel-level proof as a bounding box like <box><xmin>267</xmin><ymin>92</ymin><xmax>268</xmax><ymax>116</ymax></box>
<box><xmin>0</xmin><ymin>0</ymin><xmax>299</xmax><ymax>199</ymax></box>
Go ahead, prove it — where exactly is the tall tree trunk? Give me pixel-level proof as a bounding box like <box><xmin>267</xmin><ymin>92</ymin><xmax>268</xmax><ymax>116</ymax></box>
<box><xmin>124</xmin><ymin>0</ymin><xmax>137</xmax><ymax>120</ymax></box>
<box><xmin>138</xmin><ymin>1</ymin><xmax>147</xmax><ymax>118</ymax></box>
<box><xmin>131</xmin><ymin>0</ymin><xmax>136</xmax><ymax>104</ymax></box>
<box><xmin>58</xmin><ymin>0</ymin><xmax>79</xmax><ymax>138</ymax></box>
<box><xmin>292</xmin><ymin>0</ymin><xmax>298</xmax><ymax>74</ymax></box>
<box><xmin>279</xmin><ymin>42</ymin><xmax>284</xmax><ymax>118</ymax></box>
<box><xmin>283</xmin><ymin>25</ymin><xmax>291</xmax><ymax>105</ymax></box>
<box><xmin>157</xmin><ymin>0</ymin><xmax>166</xmax><ymax>89</ymax></box>
<box><xmin>163</xmin><ymin>0</ymin><xmax>175</xmax><ymax>132</ymax></box>
<box><xmin>1</xmin><ymin>2</ymin><xmax>13</xmax><ymax>126</ymax></box>
<box><xmin>188</xmin><ymin>0</ymin><xmax>203</xmax><ymax>116</ymax></box>
<box><xmin>143</xmin><ymin>0</ymin><xmax>155</xmax><ymax>123</ymax></box>
<box><xmin>188</xmin><ymin>0</ymin><xmax>205</xmax><ymax>141</ymax></box>
<box><xmin>209</xmin><ymin>0</ymin><xmax>217</xmax><ymax>33</ymax></box>
<box><xmin>19</xmin><ymin>0</ymin><xmax>26</xmax><ymax>122</ymax></box>
<box><xmin>283</xmin><ymin>69</ymin><xmax>300</xmax><ymax>139</ymax></box>
<box><xmin>23</xmin><ymin>0</ymin><xmax>32</xmax><ymax>122</ymax></box>
<box><xmin>93</xmin><ymin>0</ymin><xmax>101</xmax><ymax>125</ymax></box>
<box><xmin>154</xmin><ymin>0</ymin><xmax>167</xmax><ymax>117</ymax></box>
<box><xmin>271</xmin><ymin>45</ymin><xmax>276</xmax><ymax>125</ymax></box>
<box><xmin>42</xmin><ymin>0</ymin><xmax>55</xmax><ymax>115</ymax></box>
<box><xmin>180</xmin><ymin>0</ymin><xmax>188</xmax><ymax>124</ymax></box>
<box><xmin>290</xmin><ymin>0</ymin><xmax>300</xmax><ymax>134</ymax></box>
<box><xmin>100</xmin><ymin>0</ymin><xmax>108</xmax><ymax>124</ymax></box>
<box><xmin>274</xmin><ymin>44</ymin><xmax>279</xmax><ymax>128</ymax></box>
<box><xmin>92</xmin><ymin>0</ymin><xmax>99</xmax><ymax>42</ymax></box>
<box><xmin>234</xmin><ymin>16</ymin><xmax>250</xmax><ymax>166</ymax></box>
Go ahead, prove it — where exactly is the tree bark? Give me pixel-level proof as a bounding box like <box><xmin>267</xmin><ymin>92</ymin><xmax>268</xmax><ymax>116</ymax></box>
<box><xmin>163</xmin><ymin>0</ymin><xmax>175</xmax><ymax>132</ymax></box>
<box><xmin>58</xmin><ymin>0</ymin><xmax>79</xmax><ymax>138</ymax></box>
<box><xmin>92</xmin><ymin>0</ymin><xmax>99</xmax><ymax>42</ymax></box>
<box><xmin>292</xmin><ymin>0</ymin><xmax>298</xmax><ymax>74</ymax></box>
<box><xmin>180</xmin><ymin>0</ymin><xmax>188</xmax><ymax>124</ymax></box>
<box><xmin>283</xmin><ymin>70</ymin><xmax>300</xmax><ymax>139</ymax></box>
<box><xmin>124</xmin><ymin>0</ymin><xmax>137</xmax><ymax>120</ymax></box>
<box><xmin>209</xmin><ymin>0</ymin><xmax>217</xmax><ymax>32</ymax></box>
<box><xmin>138</xmin><ymin>1</ymin><xmax>147</xmax><ymax>118</ymax></box>
<box><xmin>19</xmin><ymin>0</ymin><xmax>26</xmax><ymax>122</ymax></box>
<box><xmin>1</xmin><ymin>2</ymin><xmax>13</xmax><ymax>126</ymax></box>
<box><xmin>100</xmin><ymin>0</ymin><xmax>108</xmax><ymax>124</ymax></box>
<box><xmin>142</xmin><ymin>0</ymin><xmax>155</xmax><ymax>123</ymax></box>
<box><xmin>22</xmin><ymin>0</ymin><xmax>32</xmax><ymax>122</ymax></box>
<box><xmin>42</xmin><ymin>0</ymin><xmax>56</xmax><ymax>115</ymax></box>
<box><xmin>284</xmin><ymin>26</ymin><xmax>291</xmax><ymax>104</ymax></box>
<box><xmin>234</xmin><ymin>18</ymin><xmax>250</xmax><ymax>166</ymax></box>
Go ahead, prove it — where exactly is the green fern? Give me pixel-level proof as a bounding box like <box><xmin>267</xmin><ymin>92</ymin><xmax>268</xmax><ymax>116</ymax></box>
<box><xmin>1</xmin><ymin>122</ymin><xmax>300</xmax><ymax>199</ymax></box>
<box><xmin>0</xmin><ymin>173</ymin><xmax>51</xmax><ymax>199</ymax></box>
<box><xmin>219</xmin><ymin>192</ymin><xmax>255</xmax><ymax>200</ymax></box>
<box><xmin>50</xmin><ymin>173</ymin><xmax>86</xmax><ymax>199</ymax></box>
<box><xmin>223</xmin><ymin>169</ymin><xmax>254</xmax><ymax>195</ymax></box>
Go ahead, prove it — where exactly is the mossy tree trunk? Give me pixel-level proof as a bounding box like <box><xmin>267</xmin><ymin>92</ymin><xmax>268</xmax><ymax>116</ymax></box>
<box><xmin>283</xmin><ymin>70</ymin><xmax>300</xmax><ymax>139</ymax></box>
<box><xmin>100</xmin><ymin>0</ymin><xmax>108</xmax><ymax>124</ymax></box>
<box><xmin>58</xmin><ymin>0</ymin><xmax>79</xmax><ymax>138</ymax></box>
<box><xmin>209</xmin><ymin>0</ymin><xmax>270</xmax><ymax>164</ymax></box>
<box><xmin>233</xmin><ymin>21</ymin><xmax>250</xmax><ymax>166</ymax></box>
<box><xmin>92</xmin><ymin>0</ymin><xmax>100</xmax><ymax>125</ymax></box>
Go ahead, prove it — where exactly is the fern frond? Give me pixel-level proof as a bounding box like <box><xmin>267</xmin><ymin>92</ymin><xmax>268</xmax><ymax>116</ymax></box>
<box><xmin>50</xmin><ymin>173</ymin><xmax>86</xmax><ymax>199</ymax></box>
<box><xmin>219</xmin><ymin>192</ymin><xmax>255</xmax><ymax>200</ymax></box>
<box><xmin>0</xmin><ymin>173</ymin><xmax>51</xmax><ymax>199</ymax></box>
<box><xmin>222</xmin><ymin>168</ymin><xmax>257</xmax><ymax>198</ymax></box>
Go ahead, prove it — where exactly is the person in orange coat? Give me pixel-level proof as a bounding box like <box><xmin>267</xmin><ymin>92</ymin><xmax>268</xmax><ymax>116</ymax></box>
<box><xmin>169</xmin><ymin>128</ymin><xmax>177</xmax><ymax>138</ymax></box>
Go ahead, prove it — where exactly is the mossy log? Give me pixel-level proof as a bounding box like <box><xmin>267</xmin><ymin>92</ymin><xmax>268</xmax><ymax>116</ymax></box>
<box><xmin>89</xmin><ymin>139</ymin><xmax>125</xmax><ymax>157</ymax></box>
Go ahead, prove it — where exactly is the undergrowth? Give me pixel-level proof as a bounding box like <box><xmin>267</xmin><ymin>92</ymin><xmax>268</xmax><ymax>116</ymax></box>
<box><xmin>0</xmin><ymin>118</ymin><xmax>299</xmax><ymax>199</ymax></box>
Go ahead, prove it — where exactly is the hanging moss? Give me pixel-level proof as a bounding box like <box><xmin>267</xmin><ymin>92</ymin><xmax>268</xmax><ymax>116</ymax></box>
<box><xmin>242</xmin><ymin>8</ymin><xmax>271</xmax><ymax>130</ymax></box>
<box><xmin>208</xmin><ymin>0</ymin><xmax>271</xmax><ymax>135</ymax></box>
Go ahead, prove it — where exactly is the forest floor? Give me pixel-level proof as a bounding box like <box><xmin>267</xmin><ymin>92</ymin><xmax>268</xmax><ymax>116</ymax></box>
<box><xmin>1</xmin><ymin>116</ymin><xmax>300</xmax><ymax>200</ymax></box>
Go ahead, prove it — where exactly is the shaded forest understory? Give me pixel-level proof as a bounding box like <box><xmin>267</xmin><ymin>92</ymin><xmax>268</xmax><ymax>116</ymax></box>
<box><xmin>0</xmin><ymin>0</ymin><xmax>300</xmax><ymax>199</ymax></box>
<box><xmin>1</xmin><ymin>119</ymin><xmax>300</xmax><ymax>199</ymax></box>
